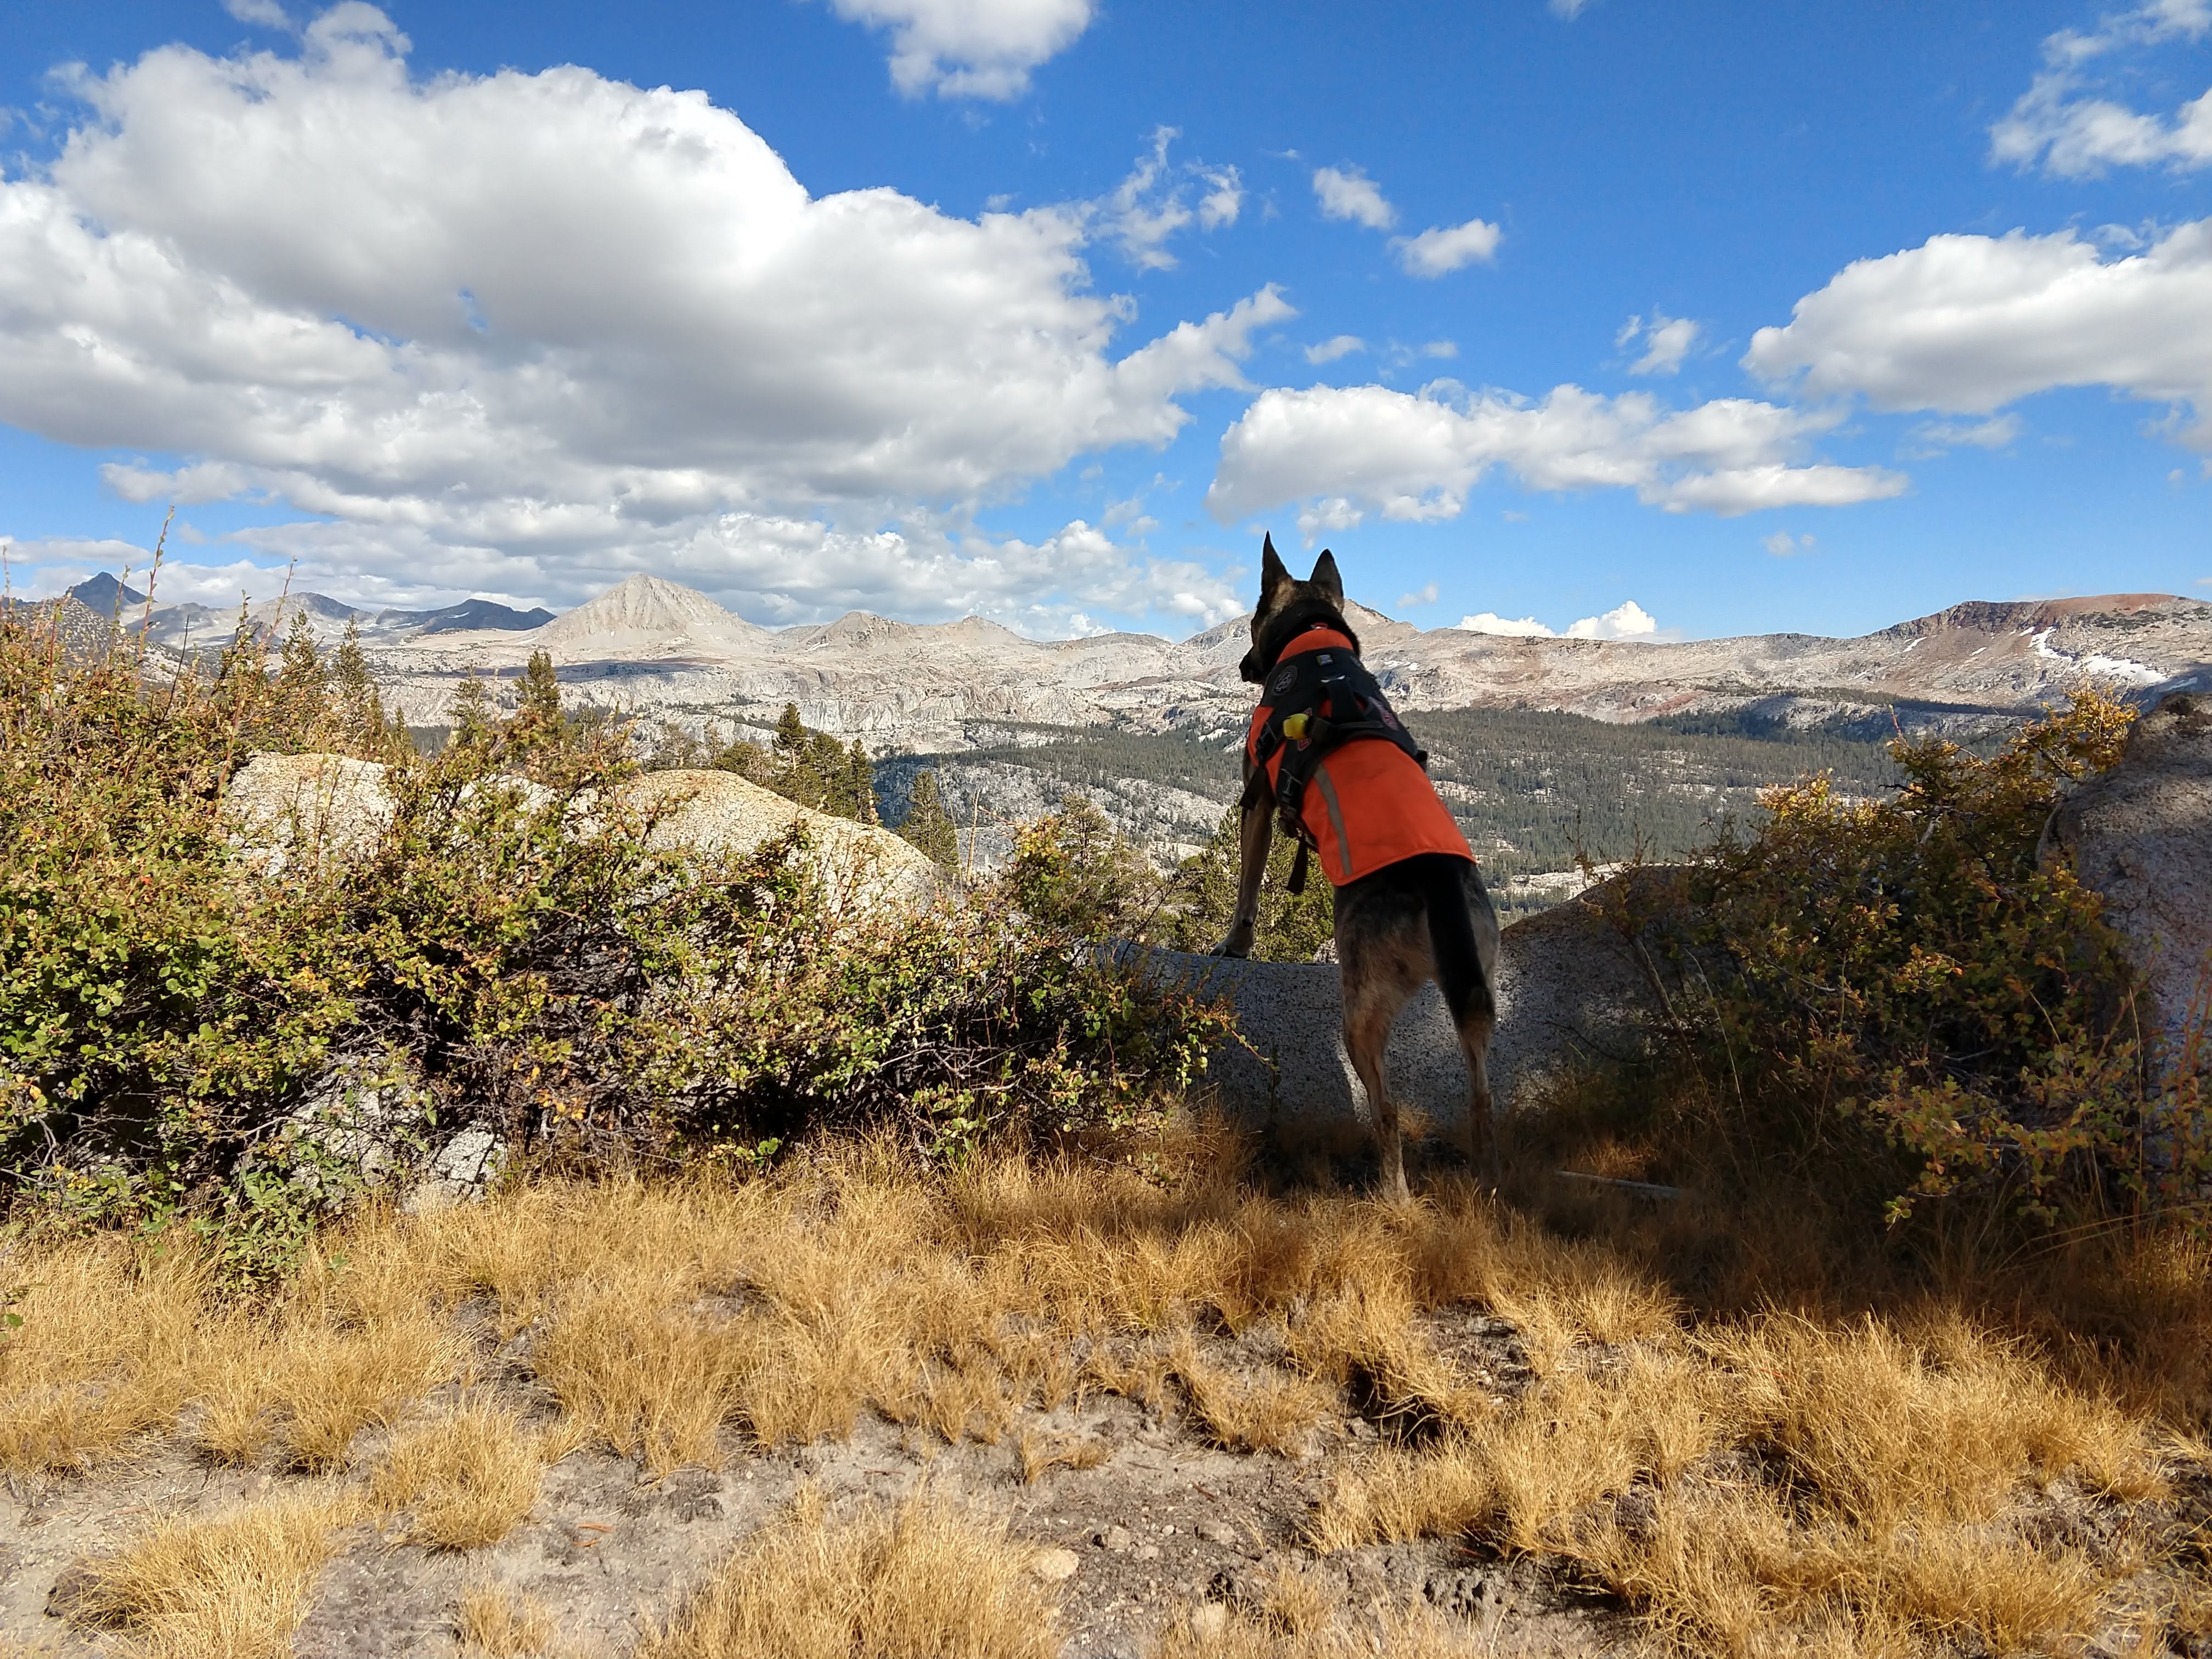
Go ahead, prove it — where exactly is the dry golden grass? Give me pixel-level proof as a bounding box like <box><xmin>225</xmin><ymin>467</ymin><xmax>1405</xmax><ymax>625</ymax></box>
<box><xmin>1016</xmin><ymin>1427</ymin><xmax>1109</xmax><ymax>1482</ymax></box>
<box><xmin>1317</xmin><ymin>1294</ymin><xmax>2163</xmax><ymax>1654</ymax></box>
<box><xmin>371</xmin><ymin>1403</ymin><xmax>544</xmax><ymax>1549</ymax></box>
<box><xmin>0</xmin><ymin>1238</ymin><xmax>211</xmax><ymax>1475</ymax></box>
<box><xmin>1168</xmin><ymin>1330</ymin><xmax>1333</xmax><ymax>1453</ymax></box>
<box><xmin>1588</xmin><ymin>1481</ymin><xmax>2110</xmax><ymax>1656</ymax></box>
<box><xmin>1310</xmin><ymin>1344</ymin><xmax>1725</xmax><ymax>1557</ymax></box>
<box><xmin>637</xmin><ymin>1487</ymin><xmax>1060</xmax><ymax>1659</ymax></box>
<box><xmin>67</xmin><ymin>1486</ymin><xmax>358</xmax><ymax>1659</ymax></box>
<box><xmin>528</xmin><ymin>1283</ymin><xmax>760</xmax><ymax>1472</ymax></box>
<box><xmin>1718</xmin><ymin>1308</ymin><xmax>2165</xmax><ymax>1520</ymax></box>
<box><xmin>183</xmin><ymin>1300</ymin><xmax>452</xmax><ymax>1472</ymax></box>
<box><xmin>276</xmin><ymin>1313</ymin><xmax>453</xmax><ymax>1470</ymax></box>
<box><xmin>455</xmin><ymin>1581</ymin><xmax>556</xmax><ymax>1656</ymax></box>
<box><xmin>2171</xmin><ymin>1576</ymin><xmax>2212</xmax><ymax>1643</ymax></box>
<box><xmin>4</xmin><ymin>1116</ymin><xmax>2209</xmax><ymax>1658</ymax></box>
<box><xmin>1150</xmin><ymin>1568</ymin><xmax>1479</xmax><ymax>1658</ymax></box>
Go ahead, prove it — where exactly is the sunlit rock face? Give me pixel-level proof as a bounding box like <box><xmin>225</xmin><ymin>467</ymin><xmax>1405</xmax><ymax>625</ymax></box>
<box><xmin>2042</xmin><ymin>691</ymin><xmax>2212</xmax><ymax>1080</ymax></box>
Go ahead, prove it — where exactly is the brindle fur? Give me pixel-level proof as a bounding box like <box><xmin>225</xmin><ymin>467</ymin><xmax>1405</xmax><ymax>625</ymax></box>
<box><xmin>1215</xmin><ymin>535</ymin><xmax>1503</xmax><ymax>1200</ymax></box>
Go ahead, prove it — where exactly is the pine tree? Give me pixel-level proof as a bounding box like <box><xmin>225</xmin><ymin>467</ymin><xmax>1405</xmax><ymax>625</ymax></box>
<box><xmin>899</xmin><ymin>770</ymin><xmax>958</xmax><ymax>867</ymax></box>
<box><xmin>448</xmin><ymin>674</ymin><xmax>494</xmax><ymax>753</ymax></box>
<box><xmin>330</xmin><ymin>618</ymin><xmax>387</xmax><ymax>758</ymax></box>
<box><xmin>387</xmin><ymin>702</ymin><xmax>419</xmax><ymax>757</ymax></box>
<box><xmin>844</xmin><ymin>740</ymin><xmax>878</xmax><ymax>825</ymax></box>
<box><xmin>713</xmin><ymin>735</ymin><xmax>772</xmax><ymax>783</ymax></box>
<box><xmin>212</xmin><ymin>599</ymin><xmax>273</xmax><ymax>740</ymax></box>
<box><xmin>772</xmin><ymin>702</ymin><xmax>808</xmax><ymax>761</ymax></box>
<box><xmin>512</xmin><ymin>649</ymin><xmax>565</xmax><ymax>753</ymax></box>
<box><xmin>770</xmin><ymin>702</ymin><xmax>821</xmax><ymax>808</ymax></box>
<box><xmin>272</xmin><ymin>607</ymin><xmax>330</xmax><ymax>749</ymax></box>
<box><xmin>649</xmin><ymin>723</ymin><xmax>702</xmax><ymax>771</ymax></box>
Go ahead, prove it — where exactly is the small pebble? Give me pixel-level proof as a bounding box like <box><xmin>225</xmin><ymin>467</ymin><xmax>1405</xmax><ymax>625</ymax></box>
<box><xmin>1031</xmin><ymin>1546</ymin><xmax>1081</xmax><ymax>1583</ymax></box>
<box><xmin>1096</xmin><ymin>1525</ymin><xmax>1134</xmax><ymax>1553</ymax></box>
<box><xmin>1189</xmin><ymin>1603</ymin><xmax>1231</xmax><ymax>1638</ymax></box>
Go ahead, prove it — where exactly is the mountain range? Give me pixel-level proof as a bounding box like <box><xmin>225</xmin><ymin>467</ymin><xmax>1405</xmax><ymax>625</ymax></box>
<box><xmin>69</xmin><ymin>568</ymin><xmax>2212</xmax><ymax>747</ymax></box>
<box><xmin>63</xmin><ymin>576</ymin><xmax>553</xmax><ymax>650</ymax></box>
<box><xmin>211</xmin><ymin>572</ymin><xmax>2212</xmax><ymax>749</ymax></box>
<box><xmin>63</xmin><ymin>569</ymin><xmax>2212</xmax><ymax>887</ymax></box>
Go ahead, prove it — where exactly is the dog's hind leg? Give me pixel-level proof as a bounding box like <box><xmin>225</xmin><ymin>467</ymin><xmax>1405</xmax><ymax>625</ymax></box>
<box><xmin>1457</xmin><ymin>1003</ymin><xmax>1499</xmax><ymax>1189</ymax></box>
<box><xmin>1413</xmin><ymin>855</ymin><xmax>1504</xmax><ymax>1189</ymax></box>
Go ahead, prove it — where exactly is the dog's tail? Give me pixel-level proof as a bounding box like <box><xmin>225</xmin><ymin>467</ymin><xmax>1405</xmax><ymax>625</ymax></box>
<box><xmin>1413</xmin><ymin>853</ymin><xmax>1494</xmax><ymax>1029</ymax></box>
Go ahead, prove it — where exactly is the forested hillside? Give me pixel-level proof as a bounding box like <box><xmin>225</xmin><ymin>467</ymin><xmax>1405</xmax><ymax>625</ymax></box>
<box><xmin>877</xmin><ymin>707</ymin><xmax>1908</xmax><ymax>891</ymax></box>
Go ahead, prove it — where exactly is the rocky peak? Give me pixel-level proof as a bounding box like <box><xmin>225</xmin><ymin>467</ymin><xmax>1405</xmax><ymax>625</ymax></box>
<box><xmin>1880</xmin><ymin>594</ymin><xmax>2190</xmax><ymax>639</ymax></box>
<box><xmin>529</xmin><ymin>573</ymin><xmax>771</xmax><ymax>657</ymax></box>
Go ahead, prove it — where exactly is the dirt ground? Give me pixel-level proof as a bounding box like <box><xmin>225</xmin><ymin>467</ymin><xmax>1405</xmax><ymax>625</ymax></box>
<box><xmin>4</xmin><ymin>1129</ymin><xmax>2210</xmax><ymax>1659</ymax></box>
<box><xmin>0</xmin><ymin>1303</ymin><xmax>1630</xmax><ymax>1658</ymax></box>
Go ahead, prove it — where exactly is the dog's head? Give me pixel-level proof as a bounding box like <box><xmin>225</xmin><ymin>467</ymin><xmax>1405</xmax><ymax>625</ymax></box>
<box><xmin>1238</xmin><ymin>532</ymin><xmax>1359</xmax><ymax>684</ymax></box>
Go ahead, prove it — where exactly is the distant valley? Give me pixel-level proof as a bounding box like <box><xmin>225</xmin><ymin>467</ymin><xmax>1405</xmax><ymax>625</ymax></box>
<box><xmin>64</xmin><ymin>571</ymin><xmax>2212</xmax><ymax>905</ymax></box>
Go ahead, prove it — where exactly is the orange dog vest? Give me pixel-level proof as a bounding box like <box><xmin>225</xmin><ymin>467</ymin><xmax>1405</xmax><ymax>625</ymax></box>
<box><xmin>1244</xmin><ymin>628</ymin><xmax>1475</xmax><ymax>887</ymax></box>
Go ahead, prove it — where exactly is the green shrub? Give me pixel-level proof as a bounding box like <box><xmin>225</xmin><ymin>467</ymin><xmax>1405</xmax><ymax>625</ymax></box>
<box><xmin>0</xmin><ymin>608</ymin><xmax>1232</xmax><ymax>1256</ymax></box>
<box><xmin>997</xmin><ymin>795</ymin><xmax>1336</xmax><ymax>962</ymax></box>
<box><xmin>1627</xmin><ymin>690</ymin><xmax>2181</xmax><ymax>1226</ymax></box>
<box><xmin>997</xmin><ymin>799</ymin><xmax>1168</xmax><ymax>944</ymax></box>
<box><xmin>0</xmin><ymin>613</ymin><xmax>354</xmax><ymax>1178</ymax></box>
<box><xmin>645</xmin><ymin>839</ymin><xmax>1231</xmax><ymax>1158</ymax></box>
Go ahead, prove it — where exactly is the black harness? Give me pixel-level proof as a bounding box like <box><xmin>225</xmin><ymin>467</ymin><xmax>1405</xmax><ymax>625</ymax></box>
<box><xmin>1246</xmin><ymin>630</ymin><xmax>1428</xmax><ymax>893</ymax></box>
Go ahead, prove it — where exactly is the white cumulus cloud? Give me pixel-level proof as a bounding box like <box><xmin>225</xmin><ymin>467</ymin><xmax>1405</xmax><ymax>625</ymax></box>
<box><xmin>822</xmin><ymin>0</ymin><xmax>1094</xmax><ymax>99</ymax></box>
<box><xmin>0</xmin><ymin>10</ymin><xmax>1290</xmax><ymax>626</ymax></box>
<box><xmin>1207</xmin><ymin>382</ymin><xmax>1905</xmax><ymax>524</ymax></box>
<box><xmin>1456</xmin><ymin>600</ymin><xmax>1661</xmax><ymax>639</ymax></box>
<box><xmin>1294</xmin><ymin>495</ymin><xmax>1365</xmax><ymax>546</ymax></box>
<box><xmin>1565</xmin><ymin>600</ymin><xmax>1658</xmax><ymax>640</ymax></box>
<box><xmin>1393</xmin><ymin>217</ymin><xmax>1502</xmax><ymax>277</ymax></box>
<box><xmin>1744</xmin><ymin>219</ymin><xmax>2212</xmax><ymax>447</ymax></box>
<box><xmin>1312</xmin><ymin>165</ymin><xmax>1396</xmax><ymax>230</ymax></box>
<box><xmin>223</xmin><ymin>0</ymin><xmax>292</xmax><ymax>26</ymax></box>
<box><xmin>1305</xmin><ymin>335</ymin><xmax>1365</xmax><ymax>364</ymax></box>
<box><xmin>1093</xmin><ymin>127</ymin><xmax>1242</xmax><ymax>270</ymax></box>
<box><xmin>1457</xmin><ymin>612</ymin><xmax>1556</xmax><ymax>636</ymax></box>
<box><xmin>1909</xmin><ymin>414</ymin><xmax>2024</xmax><ymax>453</ymax></box>
<box><xmin>1619</xmin><ymin>312</ymin><xmax>1701</xmax><ymax>375</ymax></box>
<box><xmin>1992</xmin><ymin>0</ymin><xmax>2212</xmax><ymax>175</ymax></box>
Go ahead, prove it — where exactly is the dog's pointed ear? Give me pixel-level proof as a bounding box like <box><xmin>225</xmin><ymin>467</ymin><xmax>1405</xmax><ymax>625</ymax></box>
<box><xmin>1259</xmin><ymin>533</ymin><xmax>1293</xmax><ymax>602</ymax></box>
<box><xmin>1309</xmin><ymin>549</ymin><xmax>1344</xmax><ymax>605</ymax></box>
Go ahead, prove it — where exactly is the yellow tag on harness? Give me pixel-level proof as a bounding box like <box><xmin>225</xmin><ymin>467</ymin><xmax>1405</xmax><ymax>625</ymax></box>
<box><xmin>1281</xmin><ymin>712</ymin><xmax>1311</xmax><ymax>740</ymax></box>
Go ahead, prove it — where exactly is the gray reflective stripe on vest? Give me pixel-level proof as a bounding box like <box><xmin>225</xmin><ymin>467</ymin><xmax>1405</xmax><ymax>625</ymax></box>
<box><xmin>1313</xmin><ymin>763</ymin><xmax>1351</xmax><ymax>873</ymax></box>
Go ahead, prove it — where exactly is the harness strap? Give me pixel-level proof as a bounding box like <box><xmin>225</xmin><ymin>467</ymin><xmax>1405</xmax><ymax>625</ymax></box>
<box><xmin>1251</xmin><ymin>635</ymin><xmax>1429</xmax><ymax>876</ymax></box>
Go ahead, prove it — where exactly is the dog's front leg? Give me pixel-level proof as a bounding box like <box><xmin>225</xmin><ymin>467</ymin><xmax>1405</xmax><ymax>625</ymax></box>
<box><xmin>1211</xmin><ymin>782</ymin><xmax>1274</xmax><ymax>958</ymax></box>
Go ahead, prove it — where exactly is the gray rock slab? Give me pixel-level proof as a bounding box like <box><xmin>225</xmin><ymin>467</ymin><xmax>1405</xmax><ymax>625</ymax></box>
<box><xmin>1143</xmin><ymin>876</ymin><xmax>1672</xmax><ymax>1132</ymax></box>
<box><xmin>2042</xmin><ymin>691</ymin><xmax>2212</xmax><ymax>1077</ymax></box>
<box><xmin>223</xmin><ymin>751</ymin><xmax>940</xmax><ymax>907</ymax></box>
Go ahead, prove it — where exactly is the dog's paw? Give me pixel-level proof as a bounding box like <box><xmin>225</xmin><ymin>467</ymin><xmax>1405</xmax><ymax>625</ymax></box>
<box><xmin>1210</xmin><ymin>932</ymin><xmax>1254</xmax><ymax>960</ymax></box>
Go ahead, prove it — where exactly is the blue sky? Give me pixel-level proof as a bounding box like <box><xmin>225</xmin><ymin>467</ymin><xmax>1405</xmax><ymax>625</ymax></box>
<box><xmin>0</xmin><ymin>0</ymin><xmax>2207</xmax><ymax>640</ymax></box>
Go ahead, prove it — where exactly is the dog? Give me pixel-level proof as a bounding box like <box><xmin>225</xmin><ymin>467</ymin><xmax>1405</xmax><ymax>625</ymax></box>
<box><xmin>1214</xmin><ymin>534</ymin><xmax>1502</xmax><ymax>1200</ymax></box>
